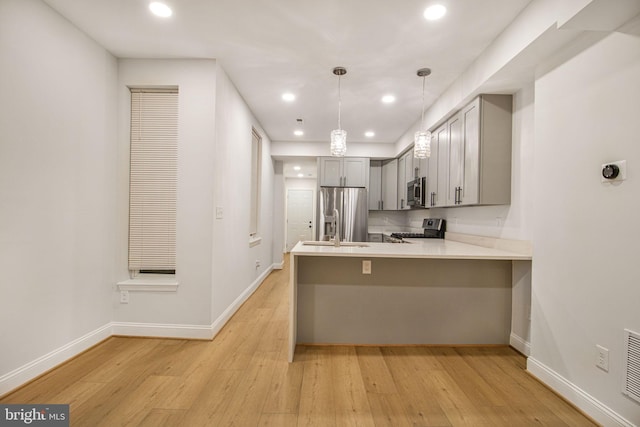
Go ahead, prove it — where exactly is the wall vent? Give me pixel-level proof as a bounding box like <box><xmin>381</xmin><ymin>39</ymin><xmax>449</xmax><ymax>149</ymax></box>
<box><xmin>623</xmin><ymin>329</ymin><xmax>640</xmax><ymax>404</ymax></box>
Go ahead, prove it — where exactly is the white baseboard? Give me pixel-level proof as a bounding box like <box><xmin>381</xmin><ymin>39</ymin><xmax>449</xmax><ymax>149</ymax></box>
<box><xmin>0</xmin><ymin>323</ymin><xmax>112</xmax><ymax>396</ymax></box>
<box><xmin>527</xmin><ymin>357</ymin><xmax>635</xmax><ymax>427</ymax></box>
<box><xmin>210</xmin><ymin>265</ymin><xmax>274</xmax><ymax>338</ymax></box>
<box><xmin>509</xmin><ymin>332</ymin><xmax>531</xmax><ymax>356</ymax></box>
<box><xmin>273</xmin><ymin>261</ymin><xmax>284</xmax><ymax>270</ymax></box>
<box><xmin>111</xmin><ymin>322</ymin><xmax>214</xmax><ymax>340</ymax></box>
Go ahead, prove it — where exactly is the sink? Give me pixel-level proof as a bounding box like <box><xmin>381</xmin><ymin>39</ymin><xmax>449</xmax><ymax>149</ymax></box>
<box><xmin>302</xmin><ymin>241</ymin><xmax>369</xmax><ymax>248</ymax></box>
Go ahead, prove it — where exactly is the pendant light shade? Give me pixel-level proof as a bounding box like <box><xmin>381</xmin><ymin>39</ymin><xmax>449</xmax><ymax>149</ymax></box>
<box><xmin>330</xmin><ymin>129</ymin><xmax>347</xmax><ymax>157</ymax></box>
<box><xmin>414</xmin><ymin>68</ymin><xmax>432</xmax><ymax>159</ymax></box>
<box><xmin>414</xmin><ymin>130</ymin><xmax>431</xmax><ymax>158</ymax></box>
<box><xmin>330</xmin><ymin>67</ymin><xmax>347</xmax><ymax>157</ymax></box>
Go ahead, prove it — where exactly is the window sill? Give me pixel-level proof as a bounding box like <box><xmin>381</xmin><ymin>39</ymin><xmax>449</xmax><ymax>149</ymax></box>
<box><xmin>117</xmin><ymin>274</ymin><xmax>179</xmax><ymax>292</ymax></box>
<box><xmin>249</xmin><ymin>236</ymin><xmax>262</xmax><ymax>248</ymax></box>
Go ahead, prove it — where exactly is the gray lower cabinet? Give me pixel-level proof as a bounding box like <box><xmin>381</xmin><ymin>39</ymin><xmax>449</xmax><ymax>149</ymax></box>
<box><xmin>368</xmin><ymin>233</ymin><xmax>383</xmax><ymax>242</ymax></box>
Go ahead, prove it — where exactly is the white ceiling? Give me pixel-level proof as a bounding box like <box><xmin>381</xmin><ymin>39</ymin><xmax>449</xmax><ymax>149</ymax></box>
<box><xmin>43</xmin><ymin>0</ymin><xmax>532</xmax><ymax>146</ymax></box>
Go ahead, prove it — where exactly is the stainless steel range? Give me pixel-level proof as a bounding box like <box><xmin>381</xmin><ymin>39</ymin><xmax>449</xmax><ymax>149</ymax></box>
<box><xmin>390</xmin><ymin>218</ymin><xmax>446</xmax><ymax>240</ymax></box>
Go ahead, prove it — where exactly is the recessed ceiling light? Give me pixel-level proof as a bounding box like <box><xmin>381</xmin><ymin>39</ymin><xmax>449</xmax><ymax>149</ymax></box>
<box><xmin>382</xmin><ymin>95</ymin><xmax>396</xmax><ymax>104</ymax></box>
<box><xmin>365</xmin><ymin>131</ymin><xmax>375</xmax><ymax>138</ymax></box>
<box><xmin>297</xmin><ymin>173</ymin><xmax>304</xmax><ymax>178</ymax></box>
<box><xmin>282</xmin><ymin>93</ymin><xmax>296</xmax><ymax>102</ymax></box>
<box><xmin>293</xmin><ymin>166</ymin><xmax>301</xmax><ymax>171</ymax></box>
<box><xmin>424</xmin><ymin>4</ymin><xmax>446</xmax><ymax>21</ymax></box>
<box><xmin>149</xmin><ymin>2</ymin><xmax>172</xmax><ymax>17</ymax></box>
<box><xmin>293</xmin><ymin>130</ymin><xmax>304</xmax><ymax>136</ymax></box>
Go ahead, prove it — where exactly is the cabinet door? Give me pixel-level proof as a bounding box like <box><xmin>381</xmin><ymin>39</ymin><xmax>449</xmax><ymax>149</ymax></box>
<box><xmin>426</xmin><ymin>126</ymin><xmax>440</xmax><ymax>207</ymax></box>
<box><xmin>381</xmin><ymin>159</ymin><xmax>398</xmax><ymax>210</ymax></box>
<box><xmin>447</xmin><ymin>111</ymin><xmax>463</xmax><ymax>205</ymax></box>
<box><xmin>404</xmin><ymin>149</ymin><xmax>415</xmax><ymax>185</ymax></box>
<box><xmin>397</xmin><ymin>154</ymin><xmax>406</xmax><ymax>209</ymax></box>
<box><xmin>369</xmin><ymin>161</ymin><xmax>382</xmax><ymax>210</ymax></box>
<box><xmin>416</xmin><ymin>155</ymin><xmax>428</xmax><ymax>179</ymax></box>
<box><xmin>428</xmin><ymin>123</ymin><xmax>449</xmax><ymax>207</ymax></box>
<box><xmin>319</xmin><ymin>157</ymin><xmax>342</xmax><ymax>187</ymax></box>
<box><xmin>344</xmin><ymin>157</ymin><xmax>368</xmax><ymax>187</ymax></box>
<box><xmin>461</xmin><ymin>97</ymin><xmax>480</xmax><ymax>205</ymax></box>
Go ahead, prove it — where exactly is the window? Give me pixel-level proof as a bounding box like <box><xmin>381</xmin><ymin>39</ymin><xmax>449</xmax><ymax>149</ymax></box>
<box><xmin>249</xmin><ymin>128</ymin><xmax>262</xmax><ymax>241</ymax></box>
<box><xmin>128</xmin><ymin>88</ymin><xmax>178</xmax><ymax>274</ymax></box>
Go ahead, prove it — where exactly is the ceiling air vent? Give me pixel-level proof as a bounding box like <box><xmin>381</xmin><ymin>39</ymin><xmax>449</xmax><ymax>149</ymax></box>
<box><xmin>623</xmin><ymin>329</ymin><xmax>640</xmax><ymax>404</ymax></box>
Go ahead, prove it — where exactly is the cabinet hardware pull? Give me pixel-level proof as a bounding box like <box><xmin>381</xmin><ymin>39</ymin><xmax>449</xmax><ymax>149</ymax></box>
<box><xmin>455</xmin><ymin>186</ymin><xmax>462</xmax><ymax>204</ymax></box>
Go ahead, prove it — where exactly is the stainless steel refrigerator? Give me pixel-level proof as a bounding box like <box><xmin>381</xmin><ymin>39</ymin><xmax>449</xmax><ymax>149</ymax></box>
<box><xmin>318</xmin><ymin>187</ymin><xmax>368</xmax><ymax>242</ymax></box>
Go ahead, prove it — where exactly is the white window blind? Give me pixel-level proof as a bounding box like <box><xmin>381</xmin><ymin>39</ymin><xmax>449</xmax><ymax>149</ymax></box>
<box><xmin>128</xmin><ymin>88</ymin><xmax>178</xmax><ymax>271</ymax></box>
<box><xmin>250</xmin><ymin>129</ymin><xmax>262</xmax><ymax>237</ymax></box>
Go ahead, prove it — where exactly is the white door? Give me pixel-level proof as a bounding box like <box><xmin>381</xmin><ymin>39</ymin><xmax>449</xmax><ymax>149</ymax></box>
<box><xmin>286</xmin><ymin>189</ymin><xmax>314</xmax><ymax>251</ymax></box>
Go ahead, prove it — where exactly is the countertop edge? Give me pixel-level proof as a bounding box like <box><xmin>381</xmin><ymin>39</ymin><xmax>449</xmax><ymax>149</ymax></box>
<box><xmin>290</xmin><ymin>240</ymin><xmax>532</xmax><ymax>261</ymax></box>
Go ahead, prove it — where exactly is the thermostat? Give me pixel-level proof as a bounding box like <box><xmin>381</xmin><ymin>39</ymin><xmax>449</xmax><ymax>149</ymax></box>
<box><xmin>601</xmin><ymin>160</ymin><xmax>626</xmax><ymax>183</ymax></box>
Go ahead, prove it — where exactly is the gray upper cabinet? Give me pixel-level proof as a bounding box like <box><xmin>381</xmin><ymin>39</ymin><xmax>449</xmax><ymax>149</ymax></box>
<box><xmin>369</xmin><ymin>160</ymin><xmax>382</xmax><ymax>210</ymax></box>
<box><xmin>427</xmin><ymin>122</ymin><xmax>449</xmax><ymax>208</ymax></box>
<box><xmin>318</xmin><ymin>157</ymin><xmax>369</xmax><ymax>187</ymax></box>
<box><xmin>397</xmin><ymin>149</ymin><xmax>414</xmax><ymax>210</ymax></box>
<box><xmin>446</xmin><ymin>111</ymin><xmax>463</xmax><ymax>206</ymax></box>
<box><xmin>369</xmin><ymin>159</ymin><xmax>398</xmax><ymax>210</ymax></box>
<box><xmin>381</xmin><ymin>159</ymin><xmax>398</xmax><ymax>210</ymax></box>
<box><xmin>397</xmin><ymin>153</ymin><xmax>406</xmax><ymax>209</ymax></box>
<box><xmin>426</xmin><ymin>94</ymin><xmax>512</xmax><ymax>208</ymax></box>
<box><xmin>449</xmin><ymin>95</ymin><xmax>512</xmax><ymax>206</ymax></box>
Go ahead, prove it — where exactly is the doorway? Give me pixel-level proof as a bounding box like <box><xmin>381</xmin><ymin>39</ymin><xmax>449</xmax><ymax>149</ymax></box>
<box><xmin>286</xmin><ymin>189</ymin><xmax>314</xmax><ymax>251</ymax></box>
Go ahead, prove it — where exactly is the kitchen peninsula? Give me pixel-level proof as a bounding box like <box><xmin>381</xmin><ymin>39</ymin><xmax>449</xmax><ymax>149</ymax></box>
<box><xmin>288</xmin><ymin>236</ymin><xmax>532</xmax><ymax>362</ymax></box>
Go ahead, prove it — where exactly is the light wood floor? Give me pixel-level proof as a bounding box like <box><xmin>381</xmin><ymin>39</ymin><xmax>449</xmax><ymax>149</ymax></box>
<box><xmin>1</xmin><ymin>259</ymin><xmax>597</xmax><ymax>426</ymax></box>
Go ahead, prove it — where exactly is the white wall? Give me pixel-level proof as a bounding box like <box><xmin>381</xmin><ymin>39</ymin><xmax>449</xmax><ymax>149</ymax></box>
<box><xmin>115</xmin><ymin>59</ymin><xmax>217</xmax><ymax>326</ymax></box>
<box><xmin>530</xmin><ymin>22</ymin><xmax>640</xmax><ymax>425</ymax></box>
<box><xmin>114</xmin><ymin>61</ymin><xmax>276</xmax><ymax>330</ymax></box>
<box><xmin>272</xmin><ymin>161</ymin><xmax>286</xmax><ymax>263</ymax></box>
<box><xmin>0</xmin><ymin>0</ymin><xmax>117</xmax><ymax>378</ymax></box>
<box><xmin>210</xmin><ymin>66</ymin><xmax>275</xmax><ymax>321</ymax></box>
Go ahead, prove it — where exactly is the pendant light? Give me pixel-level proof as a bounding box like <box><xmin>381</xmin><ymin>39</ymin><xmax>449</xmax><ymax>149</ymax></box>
<box><xmin>330</xmin><ymin>67</ymin><xmax>347</xmax><ymax>157</ymax></box>
<box><xmin>414</xmin><ymin>68</ymin><xmax>432</xmax><ymax>159</ymax></box>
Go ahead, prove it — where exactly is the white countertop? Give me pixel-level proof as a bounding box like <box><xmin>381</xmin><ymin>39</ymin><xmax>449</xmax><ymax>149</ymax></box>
<box><xmin>291</xmin><ymin>238</ymin><xmax>531</xmax><ymax>261</ymax></box>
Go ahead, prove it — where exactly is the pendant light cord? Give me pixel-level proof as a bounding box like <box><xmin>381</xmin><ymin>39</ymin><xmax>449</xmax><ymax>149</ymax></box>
<box><xmin>420</xmin><ymin>76</ymin><xmax>426</xmax><ymax>130</ymax></box>
<box><xmin>337</xmin><ymin>74</ymin><xmax>342</xmax><ymax>130</ymax></box>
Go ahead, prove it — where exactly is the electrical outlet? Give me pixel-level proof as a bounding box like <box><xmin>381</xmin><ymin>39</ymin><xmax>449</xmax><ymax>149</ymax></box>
<box><xmin>216</xmin><ymin>207</ymin><xmax>224</xmax><ymax>219</ymax></box>
<box><xmin>596</xmin><ymin>344</ymin><xmax>609</xmax><ymax>372</ymax></box>
<box><xmin>362</xmin><ymin>260</ymin><xmax>372</xmax><ymax>275</ymax></box>
<box><xmin>120</xmin><ymin>290</ymin><xmax>129</xmax><ymax>304</ymax></box>
<box><xmin>255</xmin><ymin>259</ymin><xmax>261</xmax><ymax>269</ymax></box>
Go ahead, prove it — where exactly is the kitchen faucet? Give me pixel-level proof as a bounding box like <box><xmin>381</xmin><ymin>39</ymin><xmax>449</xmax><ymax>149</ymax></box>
<box><xmin>333</xmin><ymin>208</ymin><xmax>341</xmax><ymax>247</ymax></box>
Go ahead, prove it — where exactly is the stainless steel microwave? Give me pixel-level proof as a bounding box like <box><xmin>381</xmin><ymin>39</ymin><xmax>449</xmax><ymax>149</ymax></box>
<box><xmin>407</xmin><ymin>177</ymin><xmax>426</xmax><ymax>207</ymax></box>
